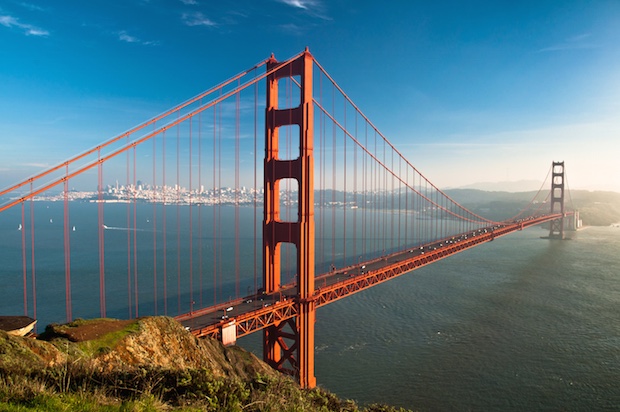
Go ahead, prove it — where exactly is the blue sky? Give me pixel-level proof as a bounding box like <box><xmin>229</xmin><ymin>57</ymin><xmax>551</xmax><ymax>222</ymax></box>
<box><xmin>1</xmin><ymin>0</ymin><xmax>619</xmax><ymax>192</ymax></box>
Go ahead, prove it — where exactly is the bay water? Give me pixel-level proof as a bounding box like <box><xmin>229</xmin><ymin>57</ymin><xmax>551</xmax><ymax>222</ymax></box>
<box><xmin>298</xmin><ymin>225</ymin><xmax>619</xmax><ymax>410</ymax></box>
<box><xmin>1</xmin><ymin>202</ymin><xmax>618</xmax><ymax>410</ymax></box>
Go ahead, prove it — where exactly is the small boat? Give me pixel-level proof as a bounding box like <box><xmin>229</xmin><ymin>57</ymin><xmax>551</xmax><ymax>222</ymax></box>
<box><xmin>72</xmin><ymin>226</ymin><xmax>76</xmax><ymax>231</ymax></box>
<box><xmin>17</xmin><ymin>224</ymin><xmax>22</xmax><ymax>231</ymax></box>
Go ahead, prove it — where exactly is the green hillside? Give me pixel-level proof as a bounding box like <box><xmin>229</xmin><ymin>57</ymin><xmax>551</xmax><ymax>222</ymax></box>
<box><xmin>0</xmin><ymin>317</ymin><xmax>410</xmax><ymax>412</ymax></box>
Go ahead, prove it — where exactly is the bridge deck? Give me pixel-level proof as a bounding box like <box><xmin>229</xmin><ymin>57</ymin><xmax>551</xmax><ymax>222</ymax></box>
<box><xmin>177</xmin><ymin>214</ymin><xmax>562</xmax><ymax>340</ymax></box>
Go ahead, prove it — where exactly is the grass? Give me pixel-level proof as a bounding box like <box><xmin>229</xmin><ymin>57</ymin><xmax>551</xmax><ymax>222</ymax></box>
<box><xmin>41</xmin><ymin>318</ymin><xmax>141</xmax><ymax>357</ymax></box>
<box><xmin>0</xmin><ymin>393</ymin><xmax>175</xmax><ymax>412</ymax></box>
<box><xmin>74</xmin><ymin>322</ymin><xmax>140</xmax><ymax>357</ymax></box>
<box><xmin>0</xmin><ymin>364</ymin><xmax>412</xmax><ymax>411</ymax></box>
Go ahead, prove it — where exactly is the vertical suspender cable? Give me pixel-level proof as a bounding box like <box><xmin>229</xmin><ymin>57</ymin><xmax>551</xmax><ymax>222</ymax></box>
<box><xmin>432</xmin><ymin>184</ymin><xmax>436</xmax><ymax>241</ymax></box>
<box><xmin>331</xmin><ymin>84</ymin><xmax>336</xmax><ymax>267</ymax></box>
<box><xmin>198</xmin><ymin>107</ymin><xmax>204</xmax><ymax>308</ymax></box>
<box><xmin>126</xmin><ymin>144</ymin><xmax>132</xmax><ymax>318</ymax></box>
<box><xmin>63</xmin><ymin>166</ymin><xmax>72</xmax><ymax>322</ymax></box>
<box><xmin>29</xmin><ymin>183</ymin><xmax>37</xmax><ymax>322</ymax></box>
<box><xmin>162</xmin><ymin>130</ymin><xmax>168</xmax><ymax>315</ymax></box>
<box><xmin>378</xmin><ymin>132</ymin><xmax>381</xmax><ymax>255</ymax></box>
<box><xmin>189</xmin><ymin>115</ymin><xmax>194</xmax><ymax>312</ymax></box>
<box><xmin>418</xmin><ymin>173</ymin><xmax>422</xmax><ymax>244</ymax></box>
<box><xmin>431</xmin><ymin>184</ymin><xmax>438</xmax><ymax>241</ymax></box>
<box><xmin>390</xmin><ymin>150</ymin><xmax>394</xmax><ymax>253</ymax></box>
<box><xmin>443</xmin><ymin>191</ymin><xmax>447</xmax><ymax>238</ymax></box>
<box><xmin>318</xmin><ymin>71</ymin><xmax>324</xmax><ymax>272</ymax></box>
<box><xmin>382</xmin><ymin>138</ymin><xmax>387</xmax><ymax>256</ymax></box>
<box><xmin>21</xmin><ymin>203</ymin><xmax>27</xmax><ymax>315</ymax></box>
<box><xmin>424</xmin><ymin>179</ymin><xmax>428</xmax><ymax>243</ymax></box>
<box><xmin>372</xmin><ymin>130</ymin><xmax>377</xmax><ymax>256</ymax></box>
<box><xmin>152</xmin><ymin>125</ymin><xmax>158</xmax><ymax>314</ymax></box>
<box><xmin>444</xmin><ymin>191</ymin><xmax>448</xmax><ymax>238</ymax></box>
<box><xmin>362</xmin><ymin>122</ymin><xmax>367</xmax><ymax>258</ymax></box>
<box><xmin>133</xmin><ymin>146</ymin><xmax>138</xmax><ymax>317</ymax></box>
<box><xmin>97</xmin><ymin>153</ymin><xmax>106</xmax><ymax>317</ymax></box>
<box><xmin>212</xmin><ymin>104</ymin><xmax>218</xmax><ymax>305</ymax></box>
<box><xmin>176</xmin><ymin>113</ymin><xmax>181</xmax><ymax>314</ymax></box>
<box><xmin>436</xmin><ymin>182</ymin><xmax>439</xmax><ymax>241</ymax></box>
<box><xmin>353</xmin><ymin>112</ymin><xmax>357</xmax><ymax>265</ymax></box>
<box><xmin>235</xmin><ymin>81</ymin><xmax>240</xmax><ymax>297</ymax></box>
<box><xmin>412</xmin><ymin>172</ymin><xmax>416</xmax><ymax>245</ymax></box>
<box><xmin>253</xmin><ymin>73</ymin><xmax>258</xmax><ymax>294</ymax></box>
<box><xmin>398</xmin><ymin>156</ymin><xmax>402</xmax><ymax>250</ymax></box>
<box><xmin>440</xmin><ymin>192</ymin><xmax>444</xmax><ymax>239</ymax></box>
<box><xmin>218</xmin><ymin>96</ymin><xmax>222</xmax><ymax>300</ymax></box>
<box><xmin>343</xmin><ymin>100</ymin><xmax>347</xmax><ymax>266</ymax></box>
<box><xmin>434</xmin><ymin>180</ymin><xmax>437</xmax><ymax>241</ymax></box>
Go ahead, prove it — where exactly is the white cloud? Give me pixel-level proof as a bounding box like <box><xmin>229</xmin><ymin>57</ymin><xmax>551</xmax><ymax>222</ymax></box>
<box><xmin>0</xmin><ymin>14</ymin><xmax>48</xmax><ymax>36</ymax></box>
<box><xmin>118</xmin><ymin>31</ymin><xmax>139</xmax><ymax>43</ymax></box>
<box><xmin>567</xmin><ymin>33</ymin><xmax>592</xmax><ymax>42</ymax></box>
<box><xmin>16</xmin><ymin>2</ymin><xmax>47</xmax><ymax>12</ymax></box>
<box><xmin>182</xmin><ymin>12</ymin><xmax>216</xmax><ymax>27</ymax></box>
<box><xmin>278</xmin><ymin>0</ymin><xmax>317</xmax><ymax>9</ymax></box>
<box><xmin>180</xmin><ymin>0</ymin><xmax>198</xmax><ymax>4</ymax></box>
<box><xmin>538</xmin><ymin>33</ymin><xmax>598</xmax><ymax>52</ymax></box>
<box><xmin>276</xmin><ymin>0</ymin><xmax>330</xmax><ymax>20</ymax></box>
<box><xmin>117</xmin><ymin>30</ymin><xmax>159</xmax><ymax>46</ymax></box>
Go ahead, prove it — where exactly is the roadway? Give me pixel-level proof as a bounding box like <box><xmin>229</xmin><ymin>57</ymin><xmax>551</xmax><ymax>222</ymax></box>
<box><xmin>177</xmin><ymin>214</ymin><xmax>562</xmax><ymax>339</ymax></box>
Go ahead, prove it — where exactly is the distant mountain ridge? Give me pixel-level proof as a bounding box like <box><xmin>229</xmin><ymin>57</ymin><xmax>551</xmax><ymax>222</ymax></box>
<box><xmin>448</xmin><ymin>180</ymin><xmax>545</xmax><ymax>192</ymax></box>
<box><xmin>444</xmin><ymin>188</ymin><xmax>620</xmax><ymax>226</ymax></box>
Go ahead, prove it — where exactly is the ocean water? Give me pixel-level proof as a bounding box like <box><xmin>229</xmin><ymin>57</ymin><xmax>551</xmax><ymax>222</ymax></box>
<box><xmin>1</xmin><ymin>202</ymin><xmax>618</xmax><ymax>410</ymax></box>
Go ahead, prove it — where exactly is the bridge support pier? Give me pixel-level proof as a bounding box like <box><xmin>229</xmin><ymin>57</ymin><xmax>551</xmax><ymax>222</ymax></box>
<box><xmin>263</xmin><ymin>49</ymin><xmax>316</xmax><ymax>388</ymax></box>
<box><xmin>548</xmin><ymin>161</ymin><xmax>565</xmax><ymax>239</ymax></box>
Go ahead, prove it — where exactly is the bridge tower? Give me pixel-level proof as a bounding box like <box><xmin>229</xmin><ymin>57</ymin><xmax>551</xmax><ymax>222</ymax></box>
<box><xmin>548</xmin><ymin>161</ymin><xmax>565</xmax><ymax>239</ymax></box>
<box><xmin>263</xmin><ymin>49</ymin><xmax>316</xmax><ymax>388</ymax></box>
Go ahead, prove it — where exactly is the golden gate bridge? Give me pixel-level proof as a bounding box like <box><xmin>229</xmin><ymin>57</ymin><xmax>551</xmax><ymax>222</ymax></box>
<box><xmin>0</xmin><ymin>48</ymin><xmax>574</xmax><ymax>388</ymax></box>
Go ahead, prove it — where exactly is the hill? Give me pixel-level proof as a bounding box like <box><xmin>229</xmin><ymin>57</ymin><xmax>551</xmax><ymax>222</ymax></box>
<box><xmin>0</xmin><ymin>316</ymin><xmax>410</xmax><ymax>412</ymax></box>
<box><xmin>444</xmin><ymin>188</ymin><xmax>620</xmax><ymax>226</ymax></box>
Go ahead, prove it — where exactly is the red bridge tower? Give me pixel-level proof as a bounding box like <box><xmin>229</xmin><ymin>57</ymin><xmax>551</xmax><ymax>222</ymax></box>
<box><xmin>263</xmin><ymin>49</ymin><xmax>316</xmax><ymax>388</ymax></box>
<box><xmin>549</xmin><ymin>161</ymin><xmax>565</xmax><ymax>239</ymax></box>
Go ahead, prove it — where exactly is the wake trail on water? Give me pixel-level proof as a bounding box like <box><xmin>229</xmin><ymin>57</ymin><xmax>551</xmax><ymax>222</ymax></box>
<box><xmin>102</xmin><ymin>225</ymin><xmax>146</xmax><ymax>232</ymax></box>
